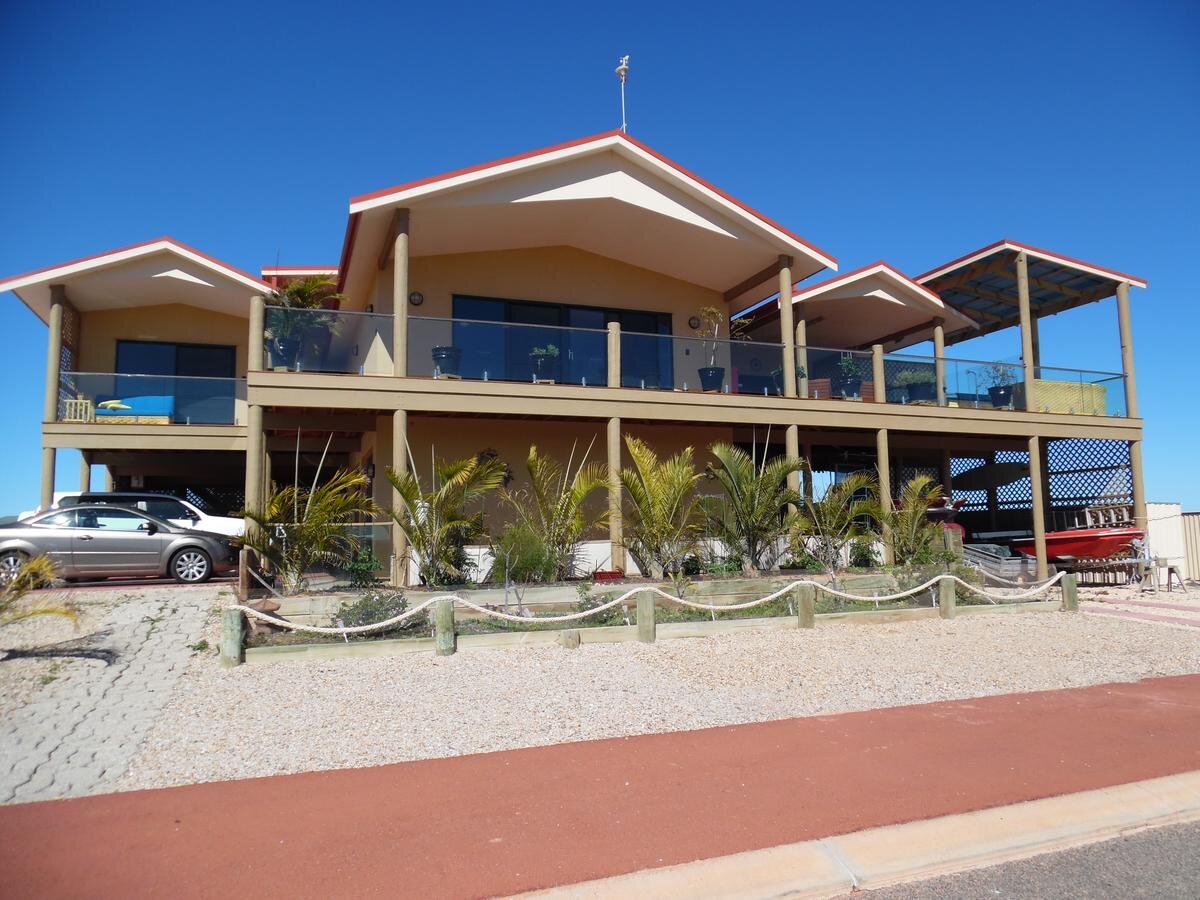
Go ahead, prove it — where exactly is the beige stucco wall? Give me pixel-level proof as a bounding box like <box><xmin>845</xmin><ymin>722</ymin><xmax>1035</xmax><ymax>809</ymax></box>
<box><xmin>78</xmin><ymin>304</ymin><xmax>250</xmax><ymax>375</ymax></box>
<box><xmin>369</xmin><ymin>245</ymin><xmax>723</xmax><ymax>331</ymax></box>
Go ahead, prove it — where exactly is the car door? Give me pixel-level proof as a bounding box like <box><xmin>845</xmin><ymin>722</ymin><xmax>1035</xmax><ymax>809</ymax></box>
<box><xmin>139</xmin><ymin>497</ymin><xmax>197</xmax><ymax>531</ymax></box>
<box><xmin>71</xmin><ymin>508</ymin><xmax>167</xmax><ymax>575</ymax></box>
<box><xmin>25</xmin><ymin>510</ymin><xmax>79</xmax><ymax>573</ymax></box>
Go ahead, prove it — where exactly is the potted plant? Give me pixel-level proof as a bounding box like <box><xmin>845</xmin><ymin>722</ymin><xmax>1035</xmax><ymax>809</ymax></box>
<box><xmin>695</xmin><ymin>305</ymin><xmax>726</xmax><ymax>392</ymax></box>
<box><xmin>263</xmin><ymin>275</ymin><xmax>345</xmax><ymax>371</ymax></box>
<box><xmin>528</xmin><ymin>344</ymin><xmax>560</xmax><ymax>382</ymax></box>
<box><xmin>832</xmin><ymin>353</ymin><xmax>865</xmax><ymax>398</ymax></box>
<box><xmin>431</xmin><ymin>345</ymin><xmax>462</xmax><ymax>377</ymax></box>
<box><xmin>977</xmin><ymin>361</ymin><xmax>1019</xmax><ymax>408</ymax></box>
<box><xmin>893</xmin><ymin>367</ymin><xmax>937</xmax><ymax>403</ymax></box>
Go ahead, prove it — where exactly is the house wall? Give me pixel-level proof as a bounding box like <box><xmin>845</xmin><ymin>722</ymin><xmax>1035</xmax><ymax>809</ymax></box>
<box><xmin>78</xmin><ymin>304</ymin><xmax>250</xmax><ymax>375</ymax></box>
<box><xmin>369</xmin><ymin>245</ymin><xmax>723</xmax><ymax>332</ymax></box>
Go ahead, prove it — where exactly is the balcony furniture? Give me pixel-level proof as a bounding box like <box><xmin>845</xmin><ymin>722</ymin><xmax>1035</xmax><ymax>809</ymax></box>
<box><xmin>62</xmin><ymin>396</ymin><xmax>95</xmax><ymax>423</ymax></box>
<box><xmin>94</xmin><ymin>393</ymin><xmax>174</xmax><ymax>425</ymax></box>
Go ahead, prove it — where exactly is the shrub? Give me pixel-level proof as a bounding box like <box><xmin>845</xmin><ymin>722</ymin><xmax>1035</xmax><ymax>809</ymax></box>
<box><xmin>488</xmin><ymin>521</ymin><xmax>556</xmax><ymax>585</ymax></box>
<box><xmin>335</xmin><ymin>590</ymin><xmax>420</xmax><ymax>640</ymax></box>
<box><xmin>345</xmin><ymin>548</ymin><xmax>382</xmax><ymax>589</ymax></box>
<box><xmin>849</xmin><ymin>538</ymin><xmax>878</xmax><ymax>568</ymax></box>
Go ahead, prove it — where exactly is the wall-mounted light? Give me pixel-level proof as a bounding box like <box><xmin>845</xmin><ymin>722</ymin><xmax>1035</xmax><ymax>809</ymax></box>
<box><xmin>688</xmin><ymin>315</ymin><xmax>701</xmax><ymax>330</ymax></box>
<box><xmin>408</xmin><ymin>291</ymin><xmax>424</xmax><ymax>306</ymax></box>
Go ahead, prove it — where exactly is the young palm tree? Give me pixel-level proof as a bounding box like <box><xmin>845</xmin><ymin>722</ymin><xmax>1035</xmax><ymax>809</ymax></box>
<box><xmin>1</xmin><ymin>556</ymin><xmax>77</xmax><ymax>628</ymax></box>
<box><xmin>794</xmin><ymin>469</ymin><xmax>879</xmax><ymax>583</ymax></box>
<box><xmin>705</xmin><ymin>442</ymin><xmax>805</xmax><ymax>575</ymax></box>
<box><xmin>263</xmin><ymin>275</ymin><xmax>347</xmax><ymax>369</ymax></box>
<box><xmin>241</xmin><ymin>469</ymin><xmax>379</xmax><ymax>594</ymax></box>
<box><xmin>619</xmin><ymin>436</ymin><xmax>703</xmax><ymax>579</ymax></box>
<box><xmin>880</xmin><ymin>474</ymin><xmax>945</xmax><ymax>565</ymax></box>
<box><xmin>501</xmin><ymin>441</ymin><xmax>608</xmax><ymax>581</ymax></box>
<box><xmin>387</xmin><ymin>452</ymin><xmax>508</xmax><ymax>586</ymax></box>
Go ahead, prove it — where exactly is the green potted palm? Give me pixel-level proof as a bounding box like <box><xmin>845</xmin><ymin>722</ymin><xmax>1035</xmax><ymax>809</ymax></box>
<box><xmin>264</xmin><ymin>275</ymin><xmax>346</xmax><ymax>371</ymax></box>
<box><xmin>695</xmin><ymin>306</ymin><xmax>726</xmax><ymax>392</ymax></box>
<box><xmin>832</xmin><ymin>353</ymin><xmax>866</xmax><ymax>398</ymax></box>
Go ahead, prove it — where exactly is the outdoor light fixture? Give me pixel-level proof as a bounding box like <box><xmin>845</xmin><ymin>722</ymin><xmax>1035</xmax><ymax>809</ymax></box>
<box><xmin>688</xmin><ymin>315</ymin><xmax>701</xmax><ymax>329</ymax></box>
<box><xmin>408</xmin><ymin>291</ymin><xmax>424</xmax><ymax>306</ymax></box>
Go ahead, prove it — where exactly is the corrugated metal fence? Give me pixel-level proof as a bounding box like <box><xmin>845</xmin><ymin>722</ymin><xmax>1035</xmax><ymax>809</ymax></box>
<box><xmin>1184</xmin><ymin>513</ymin><xmax>1200</xmax><ymax>583</ymax></box>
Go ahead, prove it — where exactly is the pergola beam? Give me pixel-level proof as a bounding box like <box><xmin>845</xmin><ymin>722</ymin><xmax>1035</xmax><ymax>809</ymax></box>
<box><xmin>854</xmin><ymin>316</ymin><xmax>943</xmax><ymax>350</ymax></box>
<box><xmin>724</xmin><ymin>255</ymin><xmax>793</xmax><ymax>303</ymax></box>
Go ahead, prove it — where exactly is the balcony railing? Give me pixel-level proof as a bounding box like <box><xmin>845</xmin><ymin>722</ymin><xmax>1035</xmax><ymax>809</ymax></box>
<box><xmin>263</xmin><ymin>305</ymin><xmax>394</xmax><ymax>374</ymax></box>
<box><xmin>1032</xmin><ymin>366</ymin><xmax>1127</xmax><ymax>417</ymax></box>
<box><xmin>408</xmin><ymin>316</ymin><xmax>608</xmax><ymax>386</ymax></box>
<box><xmin>798</xmin><ymin>347</ymin><xmax>877</xmax><ymax>401</ymax></box>
<box><xmin>57</xmin><ymin>373</ymin><xmax>248</xmax><ymax>425</ymax></box>
<box><xmin>621</xmin><ymin>333</ymin><xmax>786</xmax><ymax>395</ymax></box>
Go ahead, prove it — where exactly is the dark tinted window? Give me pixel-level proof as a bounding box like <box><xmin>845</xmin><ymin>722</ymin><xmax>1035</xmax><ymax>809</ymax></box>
<box><xmin>142</xmin><ymin>498</ymin><xmax>190</xmax><ymax>520</ymax></box>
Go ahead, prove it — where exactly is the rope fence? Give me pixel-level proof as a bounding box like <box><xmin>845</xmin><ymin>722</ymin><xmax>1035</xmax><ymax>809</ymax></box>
<box><xmin>227</xmin><ymin>572</ymin><xmax>1068</xmax><ymax>637</ymax></box>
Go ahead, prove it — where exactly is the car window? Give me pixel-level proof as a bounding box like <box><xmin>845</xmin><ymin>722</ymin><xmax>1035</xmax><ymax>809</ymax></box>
<box><xmin>36</xmin><ymin>510</ymin><xmax>79</xmax><ymax>528</ymax></box>
<box><xmin>142</xmin><ymin>499</ymin><xmax>190</xmax><ymax>520</ymax></box>
<box><xmin>80</xmin><ymin>508</ymin><xmax>153</xmax><ymax>531</ymax></box>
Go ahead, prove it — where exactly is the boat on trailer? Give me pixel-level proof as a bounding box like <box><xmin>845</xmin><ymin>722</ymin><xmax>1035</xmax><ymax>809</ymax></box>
<box><xmin>1012</xmin><ymin>527</ymin><xmax>1143</xmax><ymax>562</ymax></box>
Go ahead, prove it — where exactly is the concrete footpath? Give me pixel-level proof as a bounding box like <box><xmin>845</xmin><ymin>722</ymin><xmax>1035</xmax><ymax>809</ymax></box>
<box><xmin>1</xmin><ymin>674</ymin><xmax>1199</xmax><ymax>899</ymax></box>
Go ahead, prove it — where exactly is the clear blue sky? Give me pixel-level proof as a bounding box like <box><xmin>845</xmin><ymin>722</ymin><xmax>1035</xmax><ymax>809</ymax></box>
<box><xmin>1</xmin><ymin>0</ymin><xmax>1197</xmax><ymax>512</ymax></box>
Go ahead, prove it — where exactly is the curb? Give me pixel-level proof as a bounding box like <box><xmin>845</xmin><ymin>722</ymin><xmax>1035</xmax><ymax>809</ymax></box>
<box><xmin>519</xmin><ymin>770</ymin><xmax>1200</xmax><ymax>898</ymax></box>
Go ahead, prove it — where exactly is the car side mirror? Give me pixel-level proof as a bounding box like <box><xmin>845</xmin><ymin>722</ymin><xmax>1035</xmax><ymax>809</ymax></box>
<box><xmin>142</xmin><ymin>521</ymin><xmax>159</xmax><ymax>535</ymax></box>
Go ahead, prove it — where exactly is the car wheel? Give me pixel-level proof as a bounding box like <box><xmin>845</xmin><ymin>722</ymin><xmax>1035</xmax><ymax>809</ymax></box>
<box><xmin>0</xmin><ymin>551</ymin><xmax>27</xmax><ymax>586</ymax></box>
<box><xmin>170</xmin><ymin>548</ymin><xmax>212</xmax><ymax>584</ymax></box>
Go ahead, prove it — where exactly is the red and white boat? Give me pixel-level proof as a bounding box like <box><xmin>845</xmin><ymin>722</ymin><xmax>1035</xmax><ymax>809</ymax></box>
<box><xmin>1012</xmin><ymin>527</ymin><xmax>1142</xmax><ymax>561</ymax></box>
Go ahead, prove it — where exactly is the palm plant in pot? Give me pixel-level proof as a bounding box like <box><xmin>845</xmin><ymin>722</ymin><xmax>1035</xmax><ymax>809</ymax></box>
<box><xmin>263</xmin><ymin>275</ymin><xmax>346</xmax><ymax>371</ymax></box>
<box><xmin>976</xmin><ymin>361</ymin><xmax>1020</xmax><ymax>408</ymax></box>
<box><xmin>832</xmin><ymin>352</ymin><xmax>866</xmax><ymax>398</ymax></box>
<box><xmin>893</xmin><ymin>367</ymin><xmax>937</xmax><ymax>403</ymax></box>
<box><xmin>694</xmin><ymin>306</ymin><xmax>726</xmax><ymax>392</ymax></box>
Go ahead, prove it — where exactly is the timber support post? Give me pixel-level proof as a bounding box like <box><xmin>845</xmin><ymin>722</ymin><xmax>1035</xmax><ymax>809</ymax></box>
<box><xmin>220</xmin><ymin>608</ymin><xmax>244</xmax><ymax>667</ymax></box>
<box><xmin>1062</xmin><ymin>573</ymin><xmax>1079</xmax><ymax>612</ymax></box>
<box><xmin>796</xmin><ymin>585</ymin><xmax>815</xmax><ymax>629</ymax></box>
<box><xmin>434</xmin><ymin>598</ymin><xmax>456</xmax><ymax>656</ymax></box>
<box><xmin>637</xmin><ymin>591</ymin><xmax>656</xmax><ymax>643</ymax></box>
<box><xmin>938</xmin><ymin>576</ymin><xmax>956</xmax><ymax>619</ymax></box>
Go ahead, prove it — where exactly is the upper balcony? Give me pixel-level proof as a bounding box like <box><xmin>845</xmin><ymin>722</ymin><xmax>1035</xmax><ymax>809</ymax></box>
<box><xmin>252</xmin><ymin>306</ymin><xmax>1131</xmax><ymax>422</ymax></box>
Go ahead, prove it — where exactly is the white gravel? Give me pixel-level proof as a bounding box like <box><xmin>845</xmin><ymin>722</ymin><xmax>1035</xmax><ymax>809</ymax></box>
<box><xmin>118</xmin><ymin>608</ymin><xmax>1200</xmax><ymax>793</ymax></box>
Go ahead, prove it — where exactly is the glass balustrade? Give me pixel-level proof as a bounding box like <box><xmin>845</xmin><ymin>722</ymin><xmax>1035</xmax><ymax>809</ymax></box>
<box><xmin>1032</xmin><ymin>366</ymin><xmax>1126</xmax><ymax>417</ymax></box>
<box><xmin>407</xmin><ymin>316</ymin><xmax>608</xmax><ymax>386</ymax></box>
<box><xmin>796</xmin><ymin>347</ymin><xmax>877</xmax><ymax>401</ymax></box>
<box><xmin>621</xmin><ymin>333</ymin><xmax>785</xmax><ymax>395</ymax></box>
<box><xmin>58</xmin><ymin>373</ymin><xmax>247</xmax><ymax>425</ymax></box>
<box><xmin>263</xmin><ymin>306</ymin><xmax>394</xmax><ymax>374</ymax></box>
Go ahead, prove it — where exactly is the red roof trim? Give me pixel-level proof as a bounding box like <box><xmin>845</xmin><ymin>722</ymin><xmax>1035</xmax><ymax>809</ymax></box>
<box><xmin>0</xmin><ymin>236</ymin><xmax>271</xmax><ymax>292</ymax></box>
<box><xmin>261</xmin><ymin>266</ymin><xmax>339</xmax><ymax>274</ymax></box>
<box><xmin>345</xmin><ymin>130</ymin><xmax>836</xmax><ymax>269</ymax></box>
<box><xmin>916</xmin><ymin>239</ymin><xmax>1146</xmax><ymax>288</ymax></box>
<box><xmin>336</xmin><ymin>212</ymin><xmax>361</xmax><ymax>293</ymax></box>
<box><xmin>793</xmin><ymin>260</ymin><xmax>941</xmax><ymax>304</ymax></box>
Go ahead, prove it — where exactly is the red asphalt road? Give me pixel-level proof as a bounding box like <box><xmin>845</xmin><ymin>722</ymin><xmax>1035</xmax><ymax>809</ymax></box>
<box><xmin>2</xmin><ymin>675</ymin><xmax>1199</xmax><ymax>899</ymax></box>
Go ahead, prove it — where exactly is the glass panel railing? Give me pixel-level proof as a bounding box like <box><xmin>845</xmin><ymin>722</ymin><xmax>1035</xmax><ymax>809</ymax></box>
<box><xmin>408</xmin><ymin>316</ymin><xmax>607</xmax><ymax>386</ymax></box>
<box><xmin>882</xmin><ymin>354</ymin><xmax>940</xmax><ymax>405</ymax></box>
<box><xmin>622</xmin><ymin>334</ymin><xmax>785</xmax><ymax>395</ymax></box>
<box><xmin>58</xmin><ymin>373</ymin><xmax>247</xmax><ymax>425</ymax></box>
<box><xmin>943</xmin><ymin>359</ymin><xmax>1026</xmax><ymax>411</ymax></box>
<box><xmin>1032</xmin><ymin>367</ymin><xmax>1126</xmax><ymax>417</ymax></box>
<box><xmin>263</xmin><ymin>306</ymin><xmax>394</xmax><ymax>374</ymax></box>
<box><xmin>796</xmin><ymin>347</ymin><xmax>876</xmax><ymax>401</ymax></box>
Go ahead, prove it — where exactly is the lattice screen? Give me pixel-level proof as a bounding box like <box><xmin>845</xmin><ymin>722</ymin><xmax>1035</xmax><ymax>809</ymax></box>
<box><xmin>55</xmin><ymin>300</ymin><xmax>81</xmax><ymax>419</ymax></box>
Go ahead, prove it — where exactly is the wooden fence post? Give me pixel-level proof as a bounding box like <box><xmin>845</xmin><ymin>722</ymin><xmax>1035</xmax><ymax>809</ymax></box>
<box><xmin>434</xmin><ymin>598</ymin><xmax>456</xmax><ymax>655</ymax></box>
<box><xmin>219</xmin><ymin>608</ymin><xmax>244</xmax><ymax>667</ymax></box>
<box><xmin>938</xmin><ymin>575</ymin><xmax>956</xmax><ymax>619</ymax></box>
<box><xmin>796</xmin><ymin>585</ymin><xmax>815</xmax><ymax>629</ymax></box>
<box><xmin>1061</xmin><ymin>573</ymin><xmax>1079</xmax><ymax>612</ymax></box>
<box><xmin>637</xmin><ymin>591</ymin><xmax>656</xmax><ymax>643</ymax></box>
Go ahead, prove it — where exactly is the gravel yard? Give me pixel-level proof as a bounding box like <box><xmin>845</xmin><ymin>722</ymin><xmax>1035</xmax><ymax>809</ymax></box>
<box><xmin>118</xmin><ymin>602</ymin><xmax>1200</xmax><ymax>793</ymax></box>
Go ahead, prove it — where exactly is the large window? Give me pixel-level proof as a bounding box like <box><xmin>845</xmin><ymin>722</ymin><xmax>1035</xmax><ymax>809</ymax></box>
<box><xmin>115</xmin><ymin>340</ymin><xmax>236</xmax><ymax>424</ymax></box>
<box><xmin>451</xmin><ymin>296</ymin><xmax>672</xmax><ymax>385</ymax></box>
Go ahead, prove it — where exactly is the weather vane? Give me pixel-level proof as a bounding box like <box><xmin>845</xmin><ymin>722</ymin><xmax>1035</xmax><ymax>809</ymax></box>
<box><xmin>615</xmin><ymin>55</ymin><xmax>630</xmax><ymax>132</ymax></box>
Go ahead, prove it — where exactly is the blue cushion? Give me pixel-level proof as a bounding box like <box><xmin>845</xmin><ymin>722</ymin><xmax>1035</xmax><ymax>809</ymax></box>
<box><xmin>95</xmin><ymin>394</ymin><xmax>175</xmax><ymax>417</ymax></box>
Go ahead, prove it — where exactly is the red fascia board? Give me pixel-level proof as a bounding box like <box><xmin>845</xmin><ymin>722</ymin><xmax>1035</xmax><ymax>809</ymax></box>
<box><xmin>0</xmin><ymin>236</ymin><xmax>271</xmax><ymax>292</ymax></box>
<box><xmin>336</xmin><ymin>212</ymin><xmax>361</xmax><ymax>293</ymax></box>
<box><xmin>916</xmin><ymin>239</ymin><xmax>1146</xmax><ymax>288</ymax></box>
<box><xmin>345</xmin><ymin>130</ymin><xmax>837</xmax><ymax>270</ymax></box>
<box><xmin>793</xmin><ymin>260</ymin><xmax>939</xmax><ymax>303</ymax></box>
<box><xmin>261</xmin><ymin>266</ymin><xmax>339</xmax><ymax>274</ymax></box>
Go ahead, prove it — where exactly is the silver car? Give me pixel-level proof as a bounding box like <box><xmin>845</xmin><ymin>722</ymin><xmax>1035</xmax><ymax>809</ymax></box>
<box><xmin>0</xmin><ymin>505</ymin><xmax>237</xmax><ymax>585</ymax></box>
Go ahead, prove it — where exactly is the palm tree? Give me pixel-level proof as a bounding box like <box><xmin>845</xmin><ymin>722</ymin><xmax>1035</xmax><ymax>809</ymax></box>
<box><xmin>619</xmin><ymin>436</ymin><xmax>703</xmax><ymax>579</ymax></box>
<box><xmin>705</xmin><ymin>442</ymin><xmax>804</xmax><ymax>575</ymax></box>
<box><xmin>879</xmin><ymin>474</ymin><xmax>945</xmax><ymax>565</ymax></box>
<box><xmin>501</xmin><ymin>442</ymin><xmax>608</xmax><ymax>580</ymax></box>
<box><xmin>387</xmin><ymin>452</ymin><xmax>508</xmax><ymax>586</ymax></box>
<box><xmin>794</xmin><ymin>469</ymin><xmax>879</xmax><ymax>583</ymax></box>
<box><xmin>1</xmin><ymin>556</ymin><xmax>76</xmax><ymax>628</ymax></box>
<box><xmin>263</xmin><ymin>275</ymin><xmax>347</xmax><ymax>370</ymax></box>
<box><xmin>241</xmin><ymin>469</ymin><xmax>379</xmax><ymax>594</ymax></box>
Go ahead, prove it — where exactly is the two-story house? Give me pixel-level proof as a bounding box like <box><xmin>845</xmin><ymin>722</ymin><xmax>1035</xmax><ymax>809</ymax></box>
<box><xmin>0</xmin><ymin>130</ymin><xmax>1146</xmax><ymax>583</ymax></box>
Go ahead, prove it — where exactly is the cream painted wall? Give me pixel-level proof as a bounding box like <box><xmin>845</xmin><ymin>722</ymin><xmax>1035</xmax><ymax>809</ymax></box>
<box><xmin>78</xmin><ymin>304</ymin><xmax>250</xmax><ymax>374</ymax></box>
<box><xmin>368</xmin><ymin>245</ymin><xmax>723</xmax><ymax>331</ymax></box>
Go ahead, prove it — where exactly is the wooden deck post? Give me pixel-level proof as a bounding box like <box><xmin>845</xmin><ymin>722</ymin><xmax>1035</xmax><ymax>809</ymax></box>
<box><xmin>785</xmin><ymin>425</ymin><xmax>800</xmax><ymax>511</ymax></box>
<box><xmin>79</xmin><ymin>453</ymin><xmax>91</xmax><ymax>492</ymax></box>
<box><xmin>220</xmin><ymin>607</ymin><xmax>244</xmax><ymax>667</ymax></box>
<box><xmin>933</xmin><ymin>321</ymin><xmax>947</xmax><ymax>406</ymax></box>
<box><xmin>637</xmin><ymin>590</ymin><xmax>656</xmax><ymax>643</ymax></box>
<box><xmin>434</xmin><ymin>598</ymin><xmax>456</xmax><ymax>656</ymax></box>
<box><xmin>938</xmin><ymin>575</ymin><xmax>956</xmax><ymax>619</ymax></box>
<box><xmin>1116</xmin><ymin>281</ymin><xmax>1147</xmax><ymax>533</ymax></box>
<box><xmin>249</xmin><ymin>294</ymin><xmax>265</xmax><ymax>371</ymax></box>
<box><xmin>607</xmin><ymin>416</ymin><xmax>625</xmax><ymax>572</ymax></box>
<box><xmin>1061</xmin><ymin>572</ymin><xmax>1079</xmax><ymax>612</ymax></box>
<box><xmin>391</xmin><ymin>208</ymin><xmax>410</xmax><ymax>377</ymax></box>
<box><xmin>1016</xmin><ymin>251</ymin><xmax>1038</xmax><ymax>410</ymax></box>
<box><xmin>876</xmin><ymin>428</ymin><xmax>894</xmax><ymax>564</ymax></box>
<box><xmin>778</xmin><ymin>256</ymin><xmax>797</xmax><ymax>399</ymax></box>
<box><xmin>871</xmin><ymin>344</ymin><xmax>886</xmax><ymax>403</ymax></box>
<box><xmin>795</xmin><ymin>317</ymin><xmax>809</xmax><ymax>399</ymax></box>
<box><xmin>1028</xmin><ymin>435</ymin><xmax>1049</xmax><ymax>580</ymax></box>
<box><xmin>606</xmin><ymin>321</ymin><xmax>621</xmax><ymax>388</ymax></box>
<box><xmin>391</xmin><ymin>409</ymin><xmax>409</xmax><ymax>586</ymax></box>
<box><xmin>796</xmin><ymin>584</ymin><xmax>815</xmax><ymax>629</ymax></box>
